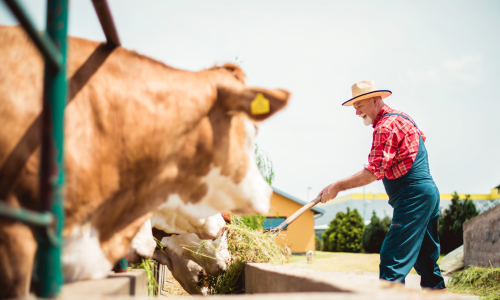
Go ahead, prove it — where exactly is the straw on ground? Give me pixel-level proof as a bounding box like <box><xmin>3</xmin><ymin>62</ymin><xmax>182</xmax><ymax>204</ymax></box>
<box><xmin>447</xmin><ymin>266</ymin><xmax>500</xmax><ymax>300</ymax></box>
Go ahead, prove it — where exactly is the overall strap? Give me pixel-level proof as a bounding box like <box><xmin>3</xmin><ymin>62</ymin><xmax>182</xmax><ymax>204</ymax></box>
<box><xmin>382</xmin><ymin>113</ymin><xmax>419</xmax><ymax>130</ymax></box>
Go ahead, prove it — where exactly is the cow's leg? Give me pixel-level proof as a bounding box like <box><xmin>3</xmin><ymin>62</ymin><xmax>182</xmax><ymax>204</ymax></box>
<box><xmin>0</xmin><ymin>219</ymin><xmax>37</xmax><ymax>299</ymax></box>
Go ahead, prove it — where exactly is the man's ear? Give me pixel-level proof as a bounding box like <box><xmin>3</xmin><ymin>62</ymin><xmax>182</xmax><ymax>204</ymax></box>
<box><xmin>223</xmin><ymin>87</ymin><xmax>290</xmax><ymax>121</ymax></box>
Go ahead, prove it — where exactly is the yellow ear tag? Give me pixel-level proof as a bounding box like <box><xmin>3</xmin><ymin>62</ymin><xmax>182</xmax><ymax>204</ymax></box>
<box><xmin>250</xmin><ymin>93</ymin><xmax>270</xmax><ymax>115</ymax></box>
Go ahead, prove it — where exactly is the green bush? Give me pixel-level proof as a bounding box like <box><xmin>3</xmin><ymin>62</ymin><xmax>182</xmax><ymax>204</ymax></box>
<box><xmin>439</xmin><ymin>192</ymin><xmax>478</xmax><ymax>254</ymax></box>
<box><xmin>322</xmin><ymin>207</ymin><xmax>365</xmax><ymax>253</ymax></box>
<box><xmin>241</xmin><ymin>215</ymin><xmax>265</xmax><ymax>230</ymax></box>
<box><xmin>315</xmin><ymin>235</ymin><xmax>323</xmax><ymax>251</ymax></box>
<box><xmin>362</xmin><ymin>211</ymin><xmax>391</xmax><ymax>253</ymax></box>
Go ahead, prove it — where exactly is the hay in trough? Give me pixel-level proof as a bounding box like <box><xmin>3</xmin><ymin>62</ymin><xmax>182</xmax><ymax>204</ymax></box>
<box><xmin>205</xmin><ymin>214</ymin><xmax>289</xmax><ymax>294</ymax></box>
<box><xmin>130</xmin><ymin>258</ymin><xmax>158</xmax><ymax>295</ymax></box>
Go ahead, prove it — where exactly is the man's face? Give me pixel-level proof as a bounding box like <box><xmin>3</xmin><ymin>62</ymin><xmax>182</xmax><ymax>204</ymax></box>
<box><xmin>353</xmin><ymin>97</ymin><xmax>379</xmax><ymax>126</ymax></box>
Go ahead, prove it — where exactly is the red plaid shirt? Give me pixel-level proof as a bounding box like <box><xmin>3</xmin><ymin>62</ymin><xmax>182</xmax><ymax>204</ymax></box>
<box><xmin>365</xmin><ymin>105</ymin><xmax>426</xmax><ymax>180</ymax></box>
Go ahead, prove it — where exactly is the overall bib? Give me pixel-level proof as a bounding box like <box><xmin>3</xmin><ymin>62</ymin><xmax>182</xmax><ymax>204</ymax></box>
<box><xmin>379</xmin><ymin>113</ymin><xmax>446</xmax><ymax>289</ymax></box>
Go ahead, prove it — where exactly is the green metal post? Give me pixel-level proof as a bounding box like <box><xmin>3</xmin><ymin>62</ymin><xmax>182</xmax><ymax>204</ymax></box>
<box><xmin>3</xmin><ymin>0</ymin><xmax>63</xmax><ymax>70</ymax></box>
<box><xmin>34</xmin><ymin>0</ymin><xmax>68</xmax><ymax>297</ymax></box>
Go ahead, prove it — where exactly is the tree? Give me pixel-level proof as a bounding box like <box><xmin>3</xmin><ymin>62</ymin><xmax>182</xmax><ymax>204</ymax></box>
<box><xmin>322</xmin><ymin>208</ymin><xmax>365</xmax><ymax>253</ymax></box>
<box><xmin>322</xmin><ymin>211</ymin><xmax>345</xmax><ymax>252</ymax></box>
<box><xmin>439</xmin><ymin>192</ymin><xmax>478</xmax><ymax>254</ymax></box>
<box><xmin>315</xmin><ymin>235</ymin><xmax>323</xmax><ymax>251</ymax></box>
<box><xmin>241</xmin><ymin>144</ymin><xmax>274</xmax><ymax>230</ymax></box>
<box><xmin>254</xmin><ymin>144</ymin><xmax>274</xmax><ymax>185</ymax></box>
<box><xmin>362</xmin><ymin>211</ymin><xmax>391</xmax><ymax>253</ymax></box>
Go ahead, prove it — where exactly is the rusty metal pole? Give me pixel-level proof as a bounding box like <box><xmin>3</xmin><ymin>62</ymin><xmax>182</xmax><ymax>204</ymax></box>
<box><xmin>34</xmin><ymin>0</ymin><xmax>68</xmax><ymax>297</ymax></box>
<box><xmin>91</xmin><ymin>0</ymin><xmax>121</xmax><ymax>46</ymax></box>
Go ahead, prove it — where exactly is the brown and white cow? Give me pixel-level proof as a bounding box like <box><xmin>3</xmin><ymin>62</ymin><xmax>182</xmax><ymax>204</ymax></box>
<box><xmin>0</xmin><ymin>26</ymin><xmax>289</xmax><ymax>298</ymax></box>
<box><xmin>149</xmin><ymin>213</ymin><xmax>232</xmax><ymax>295</ymax></box>
<box><xmin>152</xmin><ymin>212</ymin><xmax>232</xmax><ymax>276</ymax></box>
<box><xmin>153</xmin><ymin>247</ymin><xmax>210</xmax><ymax>295</ymax></box>
<box><xmin>129</xmin><ymin>213</ymin><xmax>230</xmax><ymax>277</ymax></box>
<box><xmin>151</xmin><ymin>207</ymin><xmax>227</xmax><ymax>240</ymax></box>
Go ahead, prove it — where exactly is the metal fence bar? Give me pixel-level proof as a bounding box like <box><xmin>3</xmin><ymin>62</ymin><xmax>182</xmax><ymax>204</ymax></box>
<box><xmin>34</xmin><ymin>0</ymin><xmax>69</xmax><ymax>297</ymax></box>
<box><xmin>91</xmin><ymin>0</ymin><xmax>121</xmax><ymax>46</ymax></box>
<box><xmin>0</xmin><ymin>202</ymin><xmax>54</xmax><ymax>227</ymax></box>
<box><xmin>3</xmin><ymin>0</ymin><xmax>62</xmax><ymax>70</ymax></box>
<box><xmin>158</xmin><ymin>264</ymin><xmax>170</xmax><ymax>296</ymax></box>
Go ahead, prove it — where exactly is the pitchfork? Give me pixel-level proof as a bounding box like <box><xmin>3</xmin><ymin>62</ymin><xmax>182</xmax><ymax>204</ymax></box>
<box><xmin>269</xmin><ymin>196</ymin><xmax>322</xmax><ymax>237</ymax></box>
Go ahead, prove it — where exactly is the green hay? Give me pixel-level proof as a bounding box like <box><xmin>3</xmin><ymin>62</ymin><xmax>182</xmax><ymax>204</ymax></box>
<box><xmin>206</xmin><ymin>214</ymin><xmax>288</xmax><ymax>294</ymax></box>
<box><xmin>447</xmin><ymin>266</ymin><xmax>500</xmax><ymax>300</ymax></box>
<box><xmin>130</xmin><ymin>258</ymin><xmax>158</xmax><ymax>296</ymax></box>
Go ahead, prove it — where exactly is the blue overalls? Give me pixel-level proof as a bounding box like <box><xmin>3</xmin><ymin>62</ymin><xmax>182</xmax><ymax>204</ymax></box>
<box><xmin>379</xmin><ymin>113</ymin><xmax>446</xmax><ymax>289</ymax></box>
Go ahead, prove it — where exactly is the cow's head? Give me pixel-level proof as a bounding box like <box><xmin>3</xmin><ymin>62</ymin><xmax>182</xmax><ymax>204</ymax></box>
<box><xmin>159</xmin><ymin>64</ymin><xmax>290</xmax><ymax>219</ymax></box>
<box><xmin>161</xmin><ymin>231</ymin><xmax>230</xmax><ymax>276</ymax></box>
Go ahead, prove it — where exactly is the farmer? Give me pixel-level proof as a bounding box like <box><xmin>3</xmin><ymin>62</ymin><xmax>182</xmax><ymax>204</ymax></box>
<box><xmin>318</xmin><ymin>80</ymin><xmax>446</xmax><ymax>290</ymax></box>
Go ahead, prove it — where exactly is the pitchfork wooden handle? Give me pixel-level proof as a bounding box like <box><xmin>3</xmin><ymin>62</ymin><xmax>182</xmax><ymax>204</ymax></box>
<box><xmin>274</xmin><ymin>196</ymin><xmax>322</xmax><ymax>231</ymax></box>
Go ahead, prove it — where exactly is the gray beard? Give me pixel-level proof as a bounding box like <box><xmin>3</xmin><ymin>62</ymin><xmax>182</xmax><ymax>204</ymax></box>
<box><xmin>363</xmin><ymin>116</ymin><xmax>373</xmax><ymax>126</ymax></box>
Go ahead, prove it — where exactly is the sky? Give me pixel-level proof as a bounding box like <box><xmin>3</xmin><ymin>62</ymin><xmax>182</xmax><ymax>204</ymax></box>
<box><xmin>1</xmin><ymin>0</ymin><xmax>499</xmax><ymax>202</ymax></box>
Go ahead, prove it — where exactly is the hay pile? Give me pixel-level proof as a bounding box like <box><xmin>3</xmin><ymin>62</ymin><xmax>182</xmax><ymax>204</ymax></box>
<box><xmin>206</xmin><ymin>214</ymin><xmax>289</xmax><ymax>294</ymax></box>
<box><xmin>130</xmin><ymin>258</ymin><xmax>158</xmax><ymax>295</ymax></box>
<box><xmin>447</xmin><ymin>266</ymin><xmax>500</xmax><ymax>300</ymax></box>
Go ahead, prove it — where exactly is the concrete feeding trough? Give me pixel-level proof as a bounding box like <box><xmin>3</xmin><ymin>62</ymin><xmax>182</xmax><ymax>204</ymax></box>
<box><xmin>60</xmin><ymin>270</ymin><xmax>148</xmax><ymax>297</ymax></box>
<box><xmin>57</xmin><ymin>263</ymin><xmax>478</xmax><ymax>299</ymax></box>
<box><xmin>243</xmin><ymin>263</ymin><xmax>476</xmax><ymax>300</ymax></box>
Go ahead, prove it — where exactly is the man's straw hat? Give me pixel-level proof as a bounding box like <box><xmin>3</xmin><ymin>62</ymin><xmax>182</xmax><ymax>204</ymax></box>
<box><xmin>342</xmin><ymin>80</ymin><xmax>392</xmax><ymax>106</ymax></box>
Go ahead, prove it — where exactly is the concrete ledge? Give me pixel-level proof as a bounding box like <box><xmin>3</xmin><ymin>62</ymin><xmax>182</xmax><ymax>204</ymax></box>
<box><xmin>198</xmin><ymin>293</ymin><xmax>477</xmax><ymax>300</ymax></box>
<box><xmin>244</xmin><ymin>263</ymin><xmax>476</xmax><ymax>299</ymax></box>
<box><xmin>58</xmin><ymin>292</ymin><xmax>477</xmax><ymax>300</ymax></box>
<box><xmin>464</xmin><ymin>204</ymin><xmax>500</xmax><ymax>268</ymax></box>
<box><xmin>245</xmin><ymin>263</ymin><xmax>399</xmax><ymax>294</ymax></box>
<box><xmin>245</xmin><ymin>263</ymin><xmax>352</xmax><ymax>293</ymax></box>
<box><xmin>61</xmin><ymin>269</ymin><xmax>147</xmax><ymax>297</ymax></box>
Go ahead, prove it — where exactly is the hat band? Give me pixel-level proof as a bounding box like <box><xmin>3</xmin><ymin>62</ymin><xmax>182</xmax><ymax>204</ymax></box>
<box><xmin>342</xmin><ymin>90</ymin><xmax>392</xmax><ymax>106</ymax></box>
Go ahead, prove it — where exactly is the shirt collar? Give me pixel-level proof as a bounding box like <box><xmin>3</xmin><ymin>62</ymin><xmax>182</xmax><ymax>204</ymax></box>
<box><xmin>372</xmin><ymin>105</ymin><xmax>392</xmax><ymax>128</ymax></box>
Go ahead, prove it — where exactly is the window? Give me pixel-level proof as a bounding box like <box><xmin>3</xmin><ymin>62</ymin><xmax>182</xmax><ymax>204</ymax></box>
<box><xmin>263</xmin><ymin>217</ymin><xmax>288</xmax><ymax>230</ymax></box>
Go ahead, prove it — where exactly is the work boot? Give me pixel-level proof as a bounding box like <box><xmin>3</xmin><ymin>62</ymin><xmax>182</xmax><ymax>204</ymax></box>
<box><xmin>422</xmin><ymin>287</ymin><xmax>448</xmax><ymax>293</ymax></box>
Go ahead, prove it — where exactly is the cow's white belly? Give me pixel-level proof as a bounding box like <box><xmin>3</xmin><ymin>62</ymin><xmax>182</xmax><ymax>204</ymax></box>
<box><xmin>62</xmin><ymin>224</ymin><xmax>112</xmax><ymax>283</ymax></box>
<box><xmin>159</xmin><ymin>163</ymin><xmax>271</xmax><ymax>220</ymax></box>
<box><xmin>156</xmin><ymin>119</ymin><xmax>272</xmax><ymax>219</ymax></box>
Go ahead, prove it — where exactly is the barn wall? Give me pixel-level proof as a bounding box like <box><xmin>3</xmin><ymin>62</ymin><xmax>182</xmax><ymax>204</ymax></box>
<box><xmin>268</xmin><ymin>192</ymin><xmax>315</xmax><ymax>253</ymax></box>
<box><xmin>463</xmin><ymin>204</ymin><xmax>500</xmax><ymax>268</ymax></box>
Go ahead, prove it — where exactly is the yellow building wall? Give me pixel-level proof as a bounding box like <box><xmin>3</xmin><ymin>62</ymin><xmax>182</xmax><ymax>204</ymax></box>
<box><xmin>267</xmin><ymin>192</ymin><xmax>316</xmax><ymax>253</ymax></box>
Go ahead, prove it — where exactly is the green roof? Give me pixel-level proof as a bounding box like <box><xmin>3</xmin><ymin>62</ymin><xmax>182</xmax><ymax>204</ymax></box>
<box><xmin>272</xmin><ymin>187</ymin><xmax>325</xmax><ymax>215</ymax></box>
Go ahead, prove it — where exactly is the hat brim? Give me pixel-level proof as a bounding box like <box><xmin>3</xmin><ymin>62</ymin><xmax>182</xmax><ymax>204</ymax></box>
<box><xmin>342</xmin><ymin>90</ymin><xmax>392</xmax><ymax>106</ymax></box>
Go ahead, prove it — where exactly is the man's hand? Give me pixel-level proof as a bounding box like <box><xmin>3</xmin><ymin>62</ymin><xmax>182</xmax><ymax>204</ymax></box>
<box><xmin>318</xmin><ymin>183</ymin><xmax>340</xmax><ymax>203</ymax></box>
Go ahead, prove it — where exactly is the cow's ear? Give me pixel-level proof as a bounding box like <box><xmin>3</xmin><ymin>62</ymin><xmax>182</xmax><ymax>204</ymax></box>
<box><xmin>226</xmin><ymin>87</ymin><xmax>290</xmax><ymax>121</ymax></box>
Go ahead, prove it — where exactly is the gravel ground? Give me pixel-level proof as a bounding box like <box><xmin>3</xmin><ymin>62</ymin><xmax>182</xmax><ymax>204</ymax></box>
<box><xmin>160</xmin><ymin>273</ymin><xmax>191</xmax><ymax>297</ymax></box>
<box><xmin>289</xmin><ymin>251</ymin><xmax>446</xmax><ymax>274</ymax></box>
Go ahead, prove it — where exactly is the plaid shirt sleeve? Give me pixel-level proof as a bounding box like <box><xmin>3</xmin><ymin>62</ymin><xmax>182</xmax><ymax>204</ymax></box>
<box><xmin>365</xmin><ymin>126</ymin><xmax>399</xmax><ymax>180</ymax></box>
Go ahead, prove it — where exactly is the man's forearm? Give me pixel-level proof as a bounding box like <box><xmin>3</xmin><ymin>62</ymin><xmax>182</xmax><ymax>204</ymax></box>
<box><xmin>319</xmin><ymin>168</ymin><xmax>378</xmax><ymax>203</ymax></box>
<box><xmin>336</xmin><ymin>169</ymin><xmax>377</xmax><ymax>192</ymax></box>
